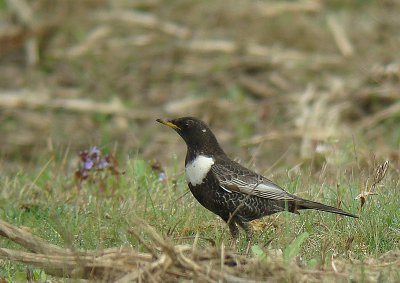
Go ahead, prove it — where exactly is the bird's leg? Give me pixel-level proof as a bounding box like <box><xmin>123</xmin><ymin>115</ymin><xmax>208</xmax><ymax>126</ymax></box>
<box><xmin>237</xmin><ymin>220</ymin><xmax>253</xmax><ymax>256</ymax></box>
<box><xmin>228</xmin><ymin>221</ymin><xmax>239</xmax><ymax>249</ymax></box>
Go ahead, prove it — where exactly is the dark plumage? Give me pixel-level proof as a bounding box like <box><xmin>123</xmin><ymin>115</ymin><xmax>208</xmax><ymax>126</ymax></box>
<box><xmin>157</xmin><ymin>117</ymin><xmax>358</xmax><ymax>254</ymax></box>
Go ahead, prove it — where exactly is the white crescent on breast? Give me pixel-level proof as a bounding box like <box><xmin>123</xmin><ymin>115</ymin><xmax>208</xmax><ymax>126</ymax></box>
<box><xmin>185</xmin><ymin>155</ymin><xmax>215</xmax><ymax>186</ymax></box>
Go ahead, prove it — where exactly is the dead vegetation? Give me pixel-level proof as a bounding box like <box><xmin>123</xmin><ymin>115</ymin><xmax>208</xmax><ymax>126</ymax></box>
<box><xmin>0</xmin><ymin>218</ymin><xmax>399</xmax><ymax>282</ymax></box>
<box><xmin>0</xmin><ymin>0</ymin><xmax>399</xmax><ymax>169</ymax></box>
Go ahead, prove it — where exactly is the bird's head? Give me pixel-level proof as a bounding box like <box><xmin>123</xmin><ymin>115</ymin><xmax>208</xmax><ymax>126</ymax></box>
<box><xmin>156</xmin><ymin>117</ymin><xmax>224</xmax><ymax>156</ymax></box>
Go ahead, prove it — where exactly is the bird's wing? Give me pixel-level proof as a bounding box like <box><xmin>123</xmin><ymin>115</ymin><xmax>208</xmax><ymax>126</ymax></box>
<box><xmin>211</xmin><ymin>161</ymin><xmax>294</xmax><ymax>201</ymax></box>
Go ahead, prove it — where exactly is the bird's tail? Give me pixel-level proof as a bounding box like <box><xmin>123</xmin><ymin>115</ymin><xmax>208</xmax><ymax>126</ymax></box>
<box><xmin>294</xmin><ymin>198</ymin><xmax>358</xmax><ymax>218</ymax></box>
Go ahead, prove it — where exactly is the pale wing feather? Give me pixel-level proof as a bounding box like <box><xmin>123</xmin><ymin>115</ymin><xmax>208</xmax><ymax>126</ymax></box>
<box><xmin>211</xmin><ymin>162</ymin><xmax>294</xmax><ymax>201</ymax></box>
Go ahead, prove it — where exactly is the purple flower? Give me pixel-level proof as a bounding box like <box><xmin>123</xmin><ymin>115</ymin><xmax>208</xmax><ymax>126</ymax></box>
<box><xmin>89</xmin><ymin>146</ymin><xmax>100</xmax><ymax>157</ymax></box>
<box><xmin>75</xmin><ymin>146</ymin><xmax>122</xmax><ymax>183</ymax></box>
<box><xmin>84</xmin><ymin>158</ymin><xmax>94</xmax><ymax>170</ymax></box>
<box><xmin>98</xmin><ymin>158</ymin><xmax>110</xmax><ymax>169</ymax></box>
<box><xmin>158</xmin><ymin>172</ymin><xmax>166</xmax><ymax>181</ymax></box>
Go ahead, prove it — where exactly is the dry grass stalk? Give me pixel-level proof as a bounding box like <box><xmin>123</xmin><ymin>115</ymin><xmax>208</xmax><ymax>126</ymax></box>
<box><xmin>256</xmin><ymin>0</ymin><xmax>322</xmax><ymax>17</ymax></box>
<box><xmin>356</xmin><ymin>161</ymin><xmax>389</xmax><ymax>214</ymax></box>
<box><xmin>361</xmin><ymin>101</ymin><xmax>400</xmax><ymax>129</ymax></box>
<box><xmin>66</xmin><ymin>26</ymin><xmax>112</xmax><ymax>58</ymax></box>
<box><xmin>238</xmin><ymin>75</ymin><xmax>276</xmax><ymax>98</ymax></box>
<box><xmin>247</xmin><ymin>43</ymin><xmax>341</xmax><ymax>66</ymax></box>
<box><xmin>374</xmin><ymin>160</ymin><xmax>389</xmax><ymax>185</ymax></box>
<box><xmin>106</xmin><ymin>35</ymin><xmax>155</xmax><ymax>49</ymax></box>
<box><xmin>369</xmin><ymin>63</ymin><xmax>400</xmax><ymax>83</ymax></box>
<box><xmin>327</xmin><ymin>15</ymin><xmax>354</xmax><ymax>57</ymax></box>
<box><xmin>93</xmin><ymin>10</ymin><xmax>190</xmax><ymax>39</ymax></box>
<box><xmin>183</xmin><ymin>40</ymin><xmax>342</xmax><ymax>66</ymax></box>
<box><xmin>185</xmin><ymin>39</ymin><xmax>236</xmax><ymax>53</ymax></box>
<box><xmin>355</xmin><ymin>86</ymin><xmax>400</xmax><ymax>101</ymax></box>
<box><xmin>242</xmin><ymin>128</ymin><xmax>335</xmax><ymax>146</ymax></box>
<box><xmin>0</xmin><ymin>90</ymin><xmax>153</xmax><ymax>119</ymax></box>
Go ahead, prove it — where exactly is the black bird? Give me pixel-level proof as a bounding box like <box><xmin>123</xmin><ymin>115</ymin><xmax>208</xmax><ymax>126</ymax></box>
<box><xmin>157</xmin><ymin>117</ymin><xmax>358</xmax><ymax>255</ymax></box>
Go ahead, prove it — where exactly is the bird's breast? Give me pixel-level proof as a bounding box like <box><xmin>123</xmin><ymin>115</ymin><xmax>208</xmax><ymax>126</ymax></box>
<box><xmin>185</xmin><ymin>155</ymin><xmax>215</xmax><ymax>186</ymax></box>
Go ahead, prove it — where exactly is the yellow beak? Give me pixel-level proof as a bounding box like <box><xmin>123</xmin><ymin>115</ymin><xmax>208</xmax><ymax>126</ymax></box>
<box><xmin>156</xmin><ymin>119</ymin><xmax>181</xmax><ymax>130</ymax></box>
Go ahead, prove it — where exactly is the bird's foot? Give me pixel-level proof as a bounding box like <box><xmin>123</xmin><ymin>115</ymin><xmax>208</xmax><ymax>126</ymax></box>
<box><xmin>245</xmin><ymin>238</ymin><xmax>253</xmax><ymax>257</ymax></box>
<box><xmin>229</xmin><ymin>237</ymin><xmax>238</xmax><ymax>249</ymax></box>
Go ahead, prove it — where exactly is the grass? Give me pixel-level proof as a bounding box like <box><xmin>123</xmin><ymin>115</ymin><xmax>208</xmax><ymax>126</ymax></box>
<box><xmin>0</xmin><ymin>142</ymin><xmax>398</xmax><ymax>281</ymax></box>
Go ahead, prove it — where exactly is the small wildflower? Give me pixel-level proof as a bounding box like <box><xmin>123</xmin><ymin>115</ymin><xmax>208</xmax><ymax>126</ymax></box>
<box><xmin>158</xmin><ymin>172</ymin><xmax>167</xmax><ymax>182</ymax></box>
<box><xmin>98</xmin><ymin>157</ymin><xmax>109</xmax><ymax>169</ymax></box>
<box><xmin>151</xmin><ymin>161</ymin><xmax>167</xmax><ymax>182</ymax></box>
<box><xmin>84</xmin><ymin>158</ymin><xmax>94</xmax><ymax>171</ymax></box>
<box><xmin>89</xmin><ymin>146</ymin><xmax>100</xmax><ymax>157</ymax></box>
<box><xmin>75</xmin><ymin>146</ymin><xmax>122</xmax><ymax>184</ymax></box>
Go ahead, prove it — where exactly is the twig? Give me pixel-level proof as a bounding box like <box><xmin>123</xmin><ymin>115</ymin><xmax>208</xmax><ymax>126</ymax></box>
<box><xmin>128</xmin><ymin>228</ymin><xmax>158</xmax><ymax>259</ymax></box>
<box><xmin>0</xmin><ymin>218</ymin><xmax>67</xmax><ymax>255</ymax></box>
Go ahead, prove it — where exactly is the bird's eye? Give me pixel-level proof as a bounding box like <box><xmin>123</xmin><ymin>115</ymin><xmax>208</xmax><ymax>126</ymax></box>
<box><xmin>182</xmin><ymin>121</ymin><xmax>190</xmax><ymax>129</ymax></box>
